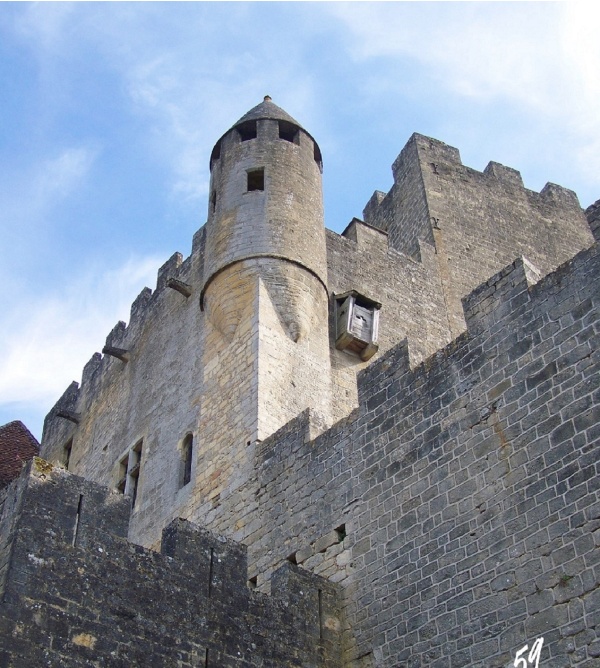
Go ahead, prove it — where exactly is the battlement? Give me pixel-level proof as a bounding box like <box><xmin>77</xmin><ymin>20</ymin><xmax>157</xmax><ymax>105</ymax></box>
<box><xmin>0</xmin><ymin>459</ymin><xmax>341</xmax><ymax>666</ymax></box>
<box><xmin>391</xmin><ymin>133</ymin><xmax>580</xmax><ymax>208</ymax></box>
<box><xmin>364</xmin><ymin>133</ymin><xmax>591</xmax><ymax>266</ymax></box>
<box><xmin>40</xmin><ymin>229</ymin><xmax>206</xmax><ymax>453</ymax></box>
<box><xmin>368</xmin><ymin>132</ymin><xmax>587</xmax><ymax>224</ymax></box>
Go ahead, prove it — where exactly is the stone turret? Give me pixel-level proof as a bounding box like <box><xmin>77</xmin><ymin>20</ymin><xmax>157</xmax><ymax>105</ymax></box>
<box><xmin>202</xmin><ymin>95</ymin><xmax>328</xmax><ymax>344</ymax></box>
<box><xmin>194</xmin><ymin>97</ymin><xmax>333</xmax><ymax>513</ymax></box>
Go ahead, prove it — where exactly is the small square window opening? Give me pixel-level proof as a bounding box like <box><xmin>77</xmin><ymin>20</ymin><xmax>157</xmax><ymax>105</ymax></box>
<box><xmin>237</xmin><ymin>121</ymin><xmax>257</xmax><ymax>142</ymax></box>
<box><xmin>278</xmin><ymin>121</ymin><xmax>299</xmax><ymax>144</ymax></box>
<box><xmin>247</xmin><ymin>169</ymin><xmax>264</xmax><ymax>192</ymax></box>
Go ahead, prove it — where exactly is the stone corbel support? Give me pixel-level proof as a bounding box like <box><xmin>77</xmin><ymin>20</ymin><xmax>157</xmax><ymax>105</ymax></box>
<box><xmin>102</xmin><ymin>346</ymin><xmax>130</xmax><ymax>363</ymax></box>
<box><xmin>56</xmin><ymin>410</ymin><xmax>81</xmax><ymax>424</ymax></box>
<box><xmin>166</xmin><ymin>278</ymin><xmax>192</xmax><ymax>298</ymax></box>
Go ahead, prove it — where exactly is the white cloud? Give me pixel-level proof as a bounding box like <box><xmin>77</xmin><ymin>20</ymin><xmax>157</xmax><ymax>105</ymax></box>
<box><xmin>560</xmin><ymin>2</ymin><xmax>600</xmax><ymax>186</ymax></box>
<box><xmin>326</xmin><ymin>2</ymin><xmax>600</xmax><ymax>202</ymax></box>
<box><xmin>4</xmin><ymin>3</ymin><xmax>326</xmax><ymax>209</ymax></box>
<box><xmin>328</xmin><ymin>4</ymin><xmax>577</xmax><ymax>107</ymax></box>
<box><xmin>12</xmin><ymin>2</ymin><xmax>76</xmax><ymax>54</ymax></box>
<box><xmin>0</xmin><ymin>255</ymin><xmax>163</xmax><ymax>414</ymax></box>
<box><xmin>1</xmin><ymin>145</ymin><xmax>97</xmax><ymax>243</ymax></box>
<box><xmin>36</xmin><ymin>147</ymin><xmax>97</xmax><ymax>205</ymax></box>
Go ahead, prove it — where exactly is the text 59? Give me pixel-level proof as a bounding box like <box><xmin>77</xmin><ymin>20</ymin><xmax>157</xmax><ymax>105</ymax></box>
<box><xmin>514</xmin><ymin>637</ymin><xmax>544</xmax><ymax>668</ymax></box>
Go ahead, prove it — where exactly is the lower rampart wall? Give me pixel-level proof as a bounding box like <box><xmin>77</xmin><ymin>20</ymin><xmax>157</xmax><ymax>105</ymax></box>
<box><xmin>0</xmin><ymin>460</ymin><xmax>341</xmax><ymax>667</ymax></box>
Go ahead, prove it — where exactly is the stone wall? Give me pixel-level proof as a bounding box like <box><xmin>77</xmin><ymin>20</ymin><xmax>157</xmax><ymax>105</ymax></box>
<box><xmin>242</xmin><ymin>240</ymin><xmax>599</xmax><ymax>667</ymax></box>
<box><xmin>33</xmin><ymin>120</ymin><xmax>599</xmax><ymax>666</ymax></box>
<box><xmin>0</xmin><ymin>459</ymin><xmax>341</xmax><ymax>667</ymax></box>
<box><xmin>41</xmin><ymin>243</ymin><xmax>208</xmax><ymax>550</ymax></box>
<box><xmin>326</xmin><ymin>220</ymin><xmax>452</xmax><ymax>423</ymax></box>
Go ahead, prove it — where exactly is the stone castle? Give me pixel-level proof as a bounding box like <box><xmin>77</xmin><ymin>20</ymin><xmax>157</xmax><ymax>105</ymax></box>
<box><xmin>1</xmin><ymin>97</ymin><xmax>598</xmax><ymax>666</ymax></box>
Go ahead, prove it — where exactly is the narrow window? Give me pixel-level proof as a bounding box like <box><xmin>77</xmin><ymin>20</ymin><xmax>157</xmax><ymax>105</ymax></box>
<box><xmin>208</xmin><ymin>547</ymin><xmax>215</xmax><ymax>597</ymax></box>
<box><xmin>210</xmin><ymin>191</ymin><xmax>217</xmax><ymax>214</ymax></box>
<box><xmin>72</xmin><ymin>494</ymin><xmax>84</xmax><ymax>547</ymax></box>
<box><xmin>117</xmin><ymin>454</ymin><xmax>129</xmax><ymax>494</ymax></box>
<box><xmin>63</xmin><ymin>438</ymin><xmax>73</xmax><ymax>470</ymax></box>
<box><xmin>247</xmin><ymin>169</ymin><xmax>264</xmax><ymax>192</ymax></box>
<box><xmin>237</xmin><ymin>120</ymin><xmax>257</xmax><ymax>142</ymax></box>
<box><xmin>318</xmin><ymin>589</ymin><xmax>324</xmax><ymax>639</ymax></box>
<box><xmin>129</xmin><ymin>440</ymin><xmax>142</xmax><ymax>509</ymax></box>
<box><xmin>182</xmin><ymin>434</ymin><xmax>193</xmax><ymax>487</ymax></box>
<box><xmin>278</xmin><ymin>120</ymin><xmax>299</xmax><ymax>144</ymax></box>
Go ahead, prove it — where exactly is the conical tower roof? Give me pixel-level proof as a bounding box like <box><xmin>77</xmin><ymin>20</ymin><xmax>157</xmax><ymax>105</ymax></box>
<box><xmin>232</xmin><ymin>95</ymin><xmax>304</xmax><ymax>130</ymax></box>
<box><xmin>210</xmin><ymin>96</ymin><xmax>322</xmax><ymax>169</ymax></box>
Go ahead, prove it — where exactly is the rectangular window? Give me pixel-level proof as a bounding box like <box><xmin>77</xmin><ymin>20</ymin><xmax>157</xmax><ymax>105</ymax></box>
<box><xmin>116</xmin><ymin>440</ymin><xmax>143</xmax><ymax>508</ymax></box>
<box><xmin>129</xmin><ymin>440</ymin><xmax>142</xmax><ymax>508</ymax></box>
<box><xmin>117</xmin><ymin>454</ymin><xmax>128</xmax><ymax>494</ymax></box>
<box><xmin>247</xmin><ymin>169</ymin><xmax>264</xmax><ymax>192</ymax></box>
<box><xmin>278</xmin><ymin>120</ymin><xmax>299</xmax><ymax>144</ymax></box>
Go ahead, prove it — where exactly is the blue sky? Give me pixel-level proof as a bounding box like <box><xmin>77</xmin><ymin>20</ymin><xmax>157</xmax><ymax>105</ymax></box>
<box><xmin>1</xmin><ymin>2</ymin><xmax>599</xmax><ymax>440</ymax></box>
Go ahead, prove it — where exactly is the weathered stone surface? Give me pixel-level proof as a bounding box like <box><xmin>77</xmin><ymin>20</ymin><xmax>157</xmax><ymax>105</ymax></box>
<box><xmin>0</xmin><ymin>460</ymin><xmax>341</xmax><ymax>667</ymax></box>
<box><xmin>246</xmin><ymin>242</ymin><xmax>600</xmax><ymax>666</ymax></box>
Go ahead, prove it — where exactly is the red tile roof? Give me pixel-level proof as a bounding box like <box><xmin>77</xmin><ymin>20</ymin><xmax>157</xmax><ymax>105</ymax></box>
<box><xmin>0</xmin><ymin>421</ymin><xmax>40</xmax><ymax>489</ymax></box>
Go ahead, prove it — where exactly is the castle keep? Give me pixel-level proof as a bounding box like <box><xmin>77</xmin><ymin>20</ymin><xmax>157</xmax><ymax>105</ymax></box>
<box><xmin>1</xmin><ymin>97</ymin><xmax>598</xmax><ymax>666</ymax></box>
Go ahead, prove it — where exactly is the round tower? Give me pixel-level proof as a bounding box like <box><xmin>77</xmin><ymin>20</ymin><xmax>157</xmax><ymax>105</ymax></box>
<box><xmin>202</xmin><ymin>96</ymin><xmax>328</xmax><ymax>343</ymax></box>
<box><xmin>198</xmin><ymin>97</ymin><xmax>332</xmax><ymax>456</ymax></box>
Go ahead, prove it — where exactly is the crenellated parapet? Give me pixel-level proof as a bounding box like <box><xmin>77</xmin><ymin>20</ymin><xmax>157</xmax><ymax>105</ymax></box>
<box><xmin>361</xmin><ymin>132</ymin><xmax>595</xmax><ymax>339</ymax></box>
<box><xmin>364</xmin><ymin>134</ymin><xmax>592</xmax><ymax>255</ymax></box>
<box><xmin>0</xmin><ymin>458</ymin><xmax>342</xmax><ymax>666</ymax></box>
<box><xmin>156</xmin><ymin>251</ymin><xmax>184</xmax><ymax>291</ymax></box>
<box><xmin>40</xmin><ymin>229</ymin><xmax>207</xmax><ymax>470</ymax></box>
<box><xmin>41</xmin><ymin>380</ymin><xmax>81</xmax><ymax>464</ymax></box>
